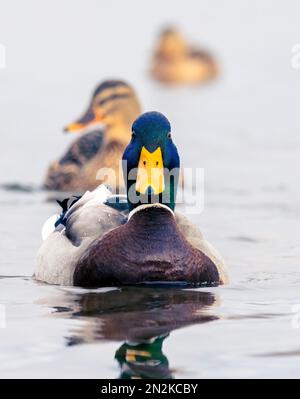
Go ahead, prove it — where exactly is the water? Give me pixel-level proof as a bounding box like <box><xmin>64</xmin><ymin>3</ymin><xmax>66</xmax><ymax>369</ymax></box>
<box><xmin>1</xmin><ymin>0</ymin><xmax>300</xmax><ymax>378</ymax></box>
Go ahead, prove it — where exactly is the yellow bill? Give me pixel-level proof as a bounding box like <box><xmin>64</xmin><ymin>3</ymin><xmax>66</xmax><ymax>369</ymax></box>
<box><xmin>136</xmin><ymin>146</ymin><xmax>165</xmax><ymax>195</ymax></box>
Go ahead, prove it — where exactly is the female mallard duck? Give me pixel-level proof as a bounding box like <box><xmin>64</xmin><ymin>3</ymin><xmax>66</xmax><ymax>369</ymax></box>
<box><xmin>36</xmin><ymin>112</ymin><xmax>228</xmax><ymax>287</ymax></box>
<box><xmin>151</xmin><ymin>28</ymin><xmax>218</xmax><ymax>85</ymax></box>
<box><xmin>44</xmin><ymin>80</ymin><xmax>142</xmax><ymax>192</ymax></box>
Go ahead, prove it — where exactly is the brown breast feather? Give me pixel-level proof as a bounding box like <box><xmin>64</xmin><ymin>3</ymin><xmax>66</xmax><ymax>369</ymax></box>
<box><xmin>73</xmin><ymin>207</ymin><xmax>220</xmax><ymax>287</ymax></box>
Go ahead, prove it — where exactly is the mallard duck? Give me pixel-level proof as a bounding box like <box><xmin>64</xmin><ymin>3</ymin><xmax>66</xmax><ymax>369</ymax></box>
<box><xmin>36</xmin><ymin>112</ymin><xmax>228</xmax><ymax>287</ymax></box>
<box><xmin>151</xmin><ymin>28</ymin><xmax>218</xmax><ymax>85</ymax></box>
<box><xmin>44</xmin><ymin>80</ymin><xmax>142</xmax><ymax>192</ymax></box>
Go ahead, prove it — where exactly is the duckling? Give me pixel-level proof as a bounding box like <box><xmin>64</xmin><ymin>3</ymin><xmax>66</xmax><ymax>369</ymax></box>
<box><xmin>151</xmin><ymin>28</ymin><xmax>218</xmax><ymax>85</ymax></box>
<box><xmin>44</xmin><ymin>80</ymin><xmax>142</xmax><ymax>192</ymax></box>
<box><xmin>35</xmin><ymin>112</ymin><xmax>228</xmax><ymax>287</ymax></box>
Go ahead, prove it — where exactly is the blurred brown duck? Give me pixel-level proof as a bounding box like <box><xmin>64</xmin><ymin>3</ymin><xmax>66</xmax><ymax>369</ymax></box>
<box><xmin>44</xmin><ymin>80</ymin><xmax>142</xmax><ymax>192</ymax></box>
<box><xmin>151</xmin><ymin>28</ymin><xmax>218</xmax><ymax>85</ymax></box>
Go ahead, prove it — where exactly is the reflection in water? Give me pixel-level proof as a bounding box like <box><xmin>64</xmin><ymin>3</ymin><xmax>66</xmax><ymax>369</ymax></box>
<box><xmin>115</xmin><ymin>335</ymin><xmax>171</xmax><ymax>379</ymax></box>
<box><xmin>50</xmin><ymin>287</ymin><xmax>219</xmax><ymax>379</ymax></box>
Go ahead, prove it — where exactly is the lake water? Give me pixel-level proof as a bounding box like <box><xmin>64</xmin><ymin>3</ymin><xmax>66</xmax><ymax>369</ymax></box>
<box><xmin>0</xmin><ymin>0</ymin><xmax>300</xmax><ymax>378</ymax></box>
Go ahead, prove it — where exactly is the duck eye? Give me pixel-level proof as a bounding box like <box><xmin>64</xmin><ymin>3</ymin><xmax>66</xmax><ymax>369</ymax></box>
<box><xmin>132</xmin><ymin>131</ymin><xmax>136</xmax><ymax>139</ymax></box>
<box><xmin>143</xmin><ymin>161</ymin><xmax>146</xmax><ymax>166</ymax></box>
<box><xmin>167</xmin><ymin>132</ymin><xmax>172</xmax><ymax>139</ymax></box>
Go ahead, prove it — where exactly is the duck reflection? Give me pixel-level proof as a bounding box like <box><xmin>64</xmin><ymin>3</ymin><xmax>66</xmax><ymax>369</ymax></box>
<box><xmin>115</xmin><ymin>334</ymin><xmax>171</xmax><ymax>379</ymax></box>
<box><xmin>50</xmin><ymin>287</ymin><xmax>219</xmax><ymax>379</ymax></box>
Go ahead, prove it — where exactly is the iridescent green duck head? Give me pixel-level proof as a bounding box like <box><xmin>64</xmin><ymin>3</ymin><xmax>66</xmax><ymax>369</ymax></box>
<box><xmin>122</xmin><ymin>112</ymin><xmax>180</xmax><ymax>211</ymax></box>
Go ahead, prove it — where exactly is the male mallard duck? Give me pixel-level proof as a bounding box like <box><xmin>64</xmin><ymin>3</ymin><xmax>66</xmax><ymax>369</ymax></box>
<box><xmin>36</xmin><ymin>112</ymin><xmax>228</xmax><ymax>287</ymax></box>
<box><xmin>44</xmin><ymin>80</ymin><xmax>142</xmax><ymax>192</ymax></box>
<box><xmin>151</xmin><ymin>28</ymin><xmax>218</xmax><ymax>85</ymax></box>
